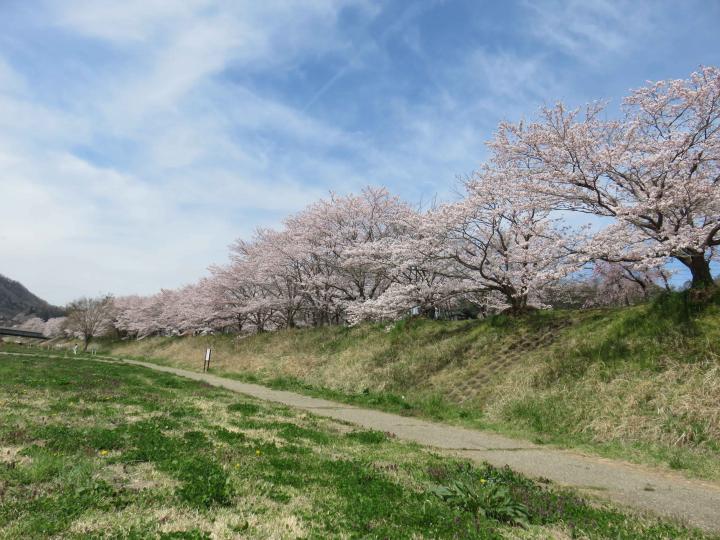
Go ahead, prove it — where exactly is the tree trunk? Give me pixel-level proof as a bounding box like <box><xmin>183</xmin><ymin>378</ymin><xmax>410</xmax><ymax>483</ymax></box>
<box><xmin>83</xmin><ymin>334</ymin><xmax>90</xmax><ymax>352</ymax></box>
<box><xmin>679</xmin><ymin>254</ymin><xmax>714</xmax><ymax>289</ymax></box>
<box><xmin>504</xmin><ymin>292</ymin><xmax>529</xmax><ymax>316</ymax></box>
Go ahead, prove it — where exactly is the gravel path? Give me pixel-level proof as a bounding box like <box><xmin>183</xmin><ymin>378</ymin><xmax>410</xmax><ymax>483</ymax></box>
<box><xmin>4</xmin><ymin>351</ymin><xmax>720</xmax><ymax>532</ymax></box>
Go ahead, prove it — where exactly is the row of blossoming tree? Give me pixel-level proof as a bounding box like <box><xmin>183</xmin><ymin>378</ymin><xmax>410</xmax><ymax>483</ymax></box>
<box><xmin>70</xmin><ymin>67</ymin><xmax>719</xmax><ymax>339</ymax></box>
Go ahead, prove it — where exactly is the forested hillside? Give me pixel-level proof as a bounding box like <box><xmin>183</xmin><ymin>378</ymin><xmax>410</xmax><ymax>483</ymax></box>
<box><xmin>0</xmin><ymin>274</ymin><xmax>63</xmax><ymax>324</ymax></box>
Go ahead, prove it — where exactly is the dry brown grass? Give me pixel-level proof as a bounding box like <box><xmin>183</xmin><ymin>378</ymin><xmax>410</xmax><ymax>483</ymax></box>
<box><xmin>98</xmin><ymin>461</ymin><xmax>178</xmax><ymax>492</ymax></box>
<box><xmin>0</xmin><ymin>446</ymin><xmax>31</xmax><ymax>466</ymax></box>
<box><xmin>485</xmin><ymin>358</ymin><xmax>720</xmax><ymax>449</ymax></box>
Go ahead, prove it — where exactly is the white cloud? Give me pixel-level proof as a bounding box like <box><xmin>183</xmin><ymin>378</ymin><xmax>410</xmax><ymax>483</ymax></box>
<box><xmin>524</xmin><ymin>0</ymin><xmax>653</xmax><ymax>62</ymax></box>
<box><xmin>53</xmin><ymin>0</ymin><xmax>208</xmax><ymax>43</ymax></box>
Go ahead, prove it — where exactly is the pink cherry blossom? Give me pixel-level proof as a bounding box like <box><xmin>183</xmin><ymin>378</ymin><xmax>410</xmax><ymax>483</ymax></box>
<box><xmin>489</xmin><ymin>67</ymin><xmax>720</xmax><ymax>288</ymax></box>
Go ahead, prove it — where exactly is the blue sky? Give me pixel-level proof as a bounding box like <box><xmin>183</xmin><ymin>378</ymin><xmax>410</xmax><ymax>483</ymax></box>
<box><xmin>1</xmin><ymin>0</ymin><xmax>718</xmax><ymax>304</ymax></box>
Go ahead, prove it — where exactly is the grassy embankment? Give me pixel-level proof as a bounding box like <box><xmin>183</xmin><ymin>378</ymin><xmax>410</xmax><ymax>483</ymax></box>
<box><xmin>2</xmin><ymin>354</ymin><xmax>711</xmax><ymax>539</ymax></box>
<box><xmin>95</xmin><ymin>292</ymin><xmax>720</xmax><ymax>483</ymax></box>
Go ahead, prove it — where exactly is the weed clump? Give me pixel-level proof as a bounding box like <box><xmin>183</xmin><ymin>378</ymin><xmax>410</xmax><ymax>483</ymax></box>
<box><xmin>227</xmin><ymin>402</ymin><xmax>260</xmax><ymax>415</ymax></box>
<box><xmin>346</xmin><ymin>430</ymin><xmax>387</xmax><ymax>444</ymax></box>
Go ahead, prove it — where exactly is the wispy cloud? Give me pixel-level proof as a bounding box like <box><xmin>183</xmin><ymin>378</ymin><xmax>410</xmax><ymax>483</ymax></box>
<box><xmin>523</xmin><ymin>0</ymin><xmax>652</xmax><ymax>62</ymax></box>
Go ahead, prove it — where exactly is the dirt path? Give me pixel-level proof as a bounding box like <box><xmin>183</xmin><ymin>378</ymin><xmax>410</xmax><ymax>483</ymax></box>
<box><xmin>4</xmin><ymin>351</ymin><xmax>720</xmax><ymax>532</ymax></box>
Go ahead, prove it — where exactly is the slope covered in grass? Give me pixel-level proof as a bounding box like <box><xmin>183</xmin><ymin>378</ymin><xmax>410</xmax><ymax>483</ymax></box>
<box><xmin>3</xmin><ymin>354</ymin><xmax>711</xmax><ymax>539</ymax></box>
<box><xmin>99</xmin><ymin>293</ymin><xmax>720</xmax><ymax>481</ymax></box>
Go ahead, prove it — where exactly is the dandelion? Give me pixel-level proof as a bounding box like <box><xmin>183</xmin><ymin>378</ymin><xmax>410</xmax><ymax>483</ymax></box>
<box><xmin>479</xmin><ymin>478</ymin><xmax>487</xmax><ymax>484</ymax></box>
<box><xmin>99</xmin><ymin>450</ymin><xmax>109</xmax><ymax>457</ymax></box>
<box><xmin>255</xmin><ymin>450</ymin><xmax>262</xmax><ymax>456</ymax></box>
<box><xmin>234</xmin><ymin>463</ymin><xmax>241</xmax><ymax>469</ymax></box>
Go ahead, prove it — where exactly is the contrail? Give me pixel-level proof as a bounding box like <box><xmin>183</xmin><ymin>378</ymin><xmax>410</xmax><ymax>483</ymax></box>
<box><xmin>301</xmin><ymin>0</ymin><xmax>445</xmax><ymax>113</ymax></box>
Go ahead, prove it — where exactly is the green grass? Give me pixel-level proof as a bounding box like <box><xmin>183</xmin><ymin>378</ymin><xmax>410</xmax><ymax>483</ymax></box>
<box><xmin>0</xmin><ymin>353</ymin><xmax>715</xmax><ymax>538</ymax></box>
<box><xmin>83</xmin><ymin>291</ymin><xmax>720</xmax><ymax>482</ymax></box>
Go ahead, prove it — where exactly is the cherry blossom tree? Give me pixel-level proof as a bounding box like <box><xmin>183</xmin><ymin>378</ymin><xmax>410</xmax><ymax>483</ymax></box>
<box><xmin>42</xmin><ymin>317</ymin><xmax>67</xmax><ymax>338</ymax></box>
<box><xmin>490</xmin><ymin>67</ymin><xmax>720</xmax><ymax>288</ymax></box>
<box><xmin>163</xmin><ymin>284</ymin><xmax>220</xmax><ymax>335</ymax></box>
<box><xmin>282</xmin><ymin>186</ymin><xmax>416</xmax><ymax>323</ymax></box>
<box><xmin>203</xmin><ymin>268</ymin><xmax>252</xmax><ymax>332</ymax></box>
<box><xmin>425</xmin><ymin>170</ymin><xmax>584</xmax><ymax>314</ymax></box>
<box><xmin>18</xmin><ymin>317</ymin><xmax>46</xmax><ymax>333</ymax></box>
<box><xmin>114</xmin><ymin>295</ymin><xmax>160</xmax><ymax>338</ymax></box>
<box><xmin>208</xmin><ymin>261</ymin><xmax>278</xmax><ymax>333</ymax></box>
<box><xmin>65</xmin><ymin>295</ymin><xmax>115</xmax><ymax>350</ymax></box>
<box><xmin>225</xmin><ymin>229</ymin><xmax>307</xmax><ymax>329</ymax></box>
<box><xmin>345</xmin><ymin>210</ymin><xmax>463</xmax><ymax>323</ymax></box>
<box><xmin>114</xmin><ymin>282</ymin><xmax>227</xmax><ymax>337</ymax></box>
<box><xmin>583</xmin><ymin>261</ymin><xmax>672</xmax><ymax>307</ymax></box>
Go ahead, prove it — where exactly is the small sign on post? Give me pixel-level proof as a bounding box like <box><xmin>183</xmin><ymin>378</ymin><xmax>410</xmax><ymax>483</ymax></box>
<box><xmin>203</xmin><ymin>347</ymin><xmax>212</xmax><ymax>372</ymax></box>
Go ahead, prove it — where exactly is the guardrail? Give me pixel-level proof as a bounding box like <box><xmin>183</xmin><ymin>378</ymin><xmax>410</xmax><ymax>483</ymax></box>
<box><xmin>0</xmin><ymin>327</ymin><xmax>47</xmax><ymax>340</ymax></box>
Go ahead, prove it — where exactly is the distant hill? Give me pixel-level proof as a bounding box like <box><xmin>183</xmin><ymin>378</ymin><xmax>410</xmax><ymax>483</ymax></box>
<box><xmin>0</xmin><ymin>274</ymin><xmax>64</xmax><ymax>325</ymax></box>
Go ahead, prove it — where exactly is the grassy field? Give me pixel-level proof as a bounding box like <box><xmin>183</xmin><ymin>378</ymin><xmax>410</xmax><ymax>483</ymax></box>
<box><xmin>96</xmin><ymin>292</ymin><xmax>720</xmax><ymax>482</ymax></box>
<box><xmin>0</xmin><ymin>353</ymin><xmax>716</xmax><ymax>539</ymax></box>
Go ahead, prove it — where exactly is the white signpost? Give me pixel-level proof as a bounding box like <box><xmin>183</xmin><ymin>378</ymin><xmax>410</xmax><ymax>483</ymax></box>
<box><xmin>203</xmin><ymin>347</ymin><xmax>212</xmax><ymax>372</ymax></box>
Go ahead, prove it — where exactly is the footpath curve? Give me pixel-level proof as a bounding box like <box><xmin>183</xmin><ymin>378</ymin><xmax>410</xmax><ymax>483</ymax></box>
<box><xmin>3</xmin><ymin>351</ymin><xmax>720</xmax><ymax>532</ymax></box>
